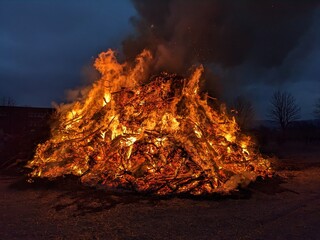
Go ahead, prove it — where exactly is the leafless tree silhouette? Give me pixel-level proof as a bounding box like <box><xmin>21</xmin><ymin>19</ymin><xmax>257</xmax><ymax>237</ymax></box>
<box><xmin>268</xmin><ymin>91</ymin><xmax>300</xmax><ymax>131</ymax></box>
<box><xmin>231</xmin><ymin>96</ymin><xmax>255</xmax><ymax>130</ymax></box>
<box><xmin>313</xmin><ymin>98</ymin><xmax>320</xmax><ymax>119</ymax></box>
<box><xmin>0</xmin><ymin>96</ymin><xmax>16</xmax><ymax>106</ymax></box>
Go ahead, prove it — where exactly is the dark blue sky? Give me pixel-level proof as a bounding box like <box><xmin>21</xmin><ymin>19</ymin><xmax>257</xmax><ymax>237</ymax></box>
<box><xmin>0</xmin><ymin>0</ymin><xmax>135</xmax><ymax>106</ymax></box>
<box><xmin>228</xmin><ymin>9</ymin><xmax>320</xmax><ymax>120</ymax></box>
<box><xmin>0</xmin><ymin>0</ymin><xmax>319</xmax><ymax>119</ymax></box>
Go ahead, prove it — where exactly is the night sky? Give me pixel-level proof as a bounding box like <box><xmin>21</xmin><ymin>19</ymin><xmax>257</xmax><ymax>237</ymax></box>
<box><xmin>1</xmin><ymin>0</ymin><xmax>319</xmax><ymax>119</ymax></box>
<box><xmin>0</xmin><ymin>0</ymin><xmax>136</xmax><ymax>106</ymax></box>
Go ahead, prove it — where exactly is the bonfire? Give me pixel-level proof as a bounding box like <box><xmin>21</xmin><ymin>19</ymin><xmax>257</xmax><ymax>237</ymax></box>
<box><xmin>27</xmin><ymin>49</ymin><xmax>271</xmax><ymax>195</ymax></box>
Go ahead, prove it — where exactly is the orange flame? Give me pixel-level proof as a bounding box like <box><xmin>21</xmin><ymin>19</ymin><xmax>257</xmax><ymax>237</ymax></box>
<box><xmin>27</xmin><ymin>49</ymin><xmax>271</xmax><ymax>195</ymax></box>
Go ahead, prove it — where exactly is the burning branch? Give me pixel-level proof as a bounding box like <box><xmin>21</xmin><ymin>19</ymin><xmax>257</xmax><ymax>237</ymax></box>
<box><xmin>27</xmin><ymin>50</ymin><xmax>271</xmax><ymax>195</ymax></box>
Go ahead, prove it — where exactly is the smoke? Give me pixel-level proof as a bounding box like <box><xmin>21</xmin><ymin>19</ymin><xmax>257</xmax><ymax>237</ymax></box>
<box><xmin>123</xmin><ymin>0</ymin><xmax>319</xmax><ymax>80</ymax></box>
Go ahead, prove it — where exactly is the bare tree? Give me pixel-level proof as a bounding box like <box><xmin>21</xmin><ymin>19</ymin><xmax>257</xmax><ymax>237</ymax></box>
<box><xmin>268</xmin><ymin>91</ymin><xmax>300</xmax><ymax>131</ymax></box>
<box><xmin>231</xmin><ymin>96</ymin><xmax>255</xmax><ymax>130</ymax></box>
<box><xmin>313</xmin><ymin>98</ymin><xmax>320</xmax><ymax>119</ymax></box>
<box><xmin>0</xmin><ymin>96</ymin><xmax>16</xmax><ymax>106</ymax></box>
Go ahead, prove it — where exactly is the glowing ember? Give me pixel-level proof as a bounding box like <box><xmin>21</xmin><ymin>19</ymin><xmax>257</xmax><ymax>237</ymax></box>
<box><xmin>27</xmin><ymin>49</ymin><xmax>271</xmax><ymax>195</ymax></box>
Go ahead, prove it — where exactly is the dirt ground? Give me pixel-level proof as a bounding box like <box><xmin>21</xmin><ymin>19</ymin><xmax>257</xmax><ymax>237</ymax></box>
<box><xmin>1</xmin><ymin>143</ymin><xmax>320</xmax><ymax>240</ymax></box>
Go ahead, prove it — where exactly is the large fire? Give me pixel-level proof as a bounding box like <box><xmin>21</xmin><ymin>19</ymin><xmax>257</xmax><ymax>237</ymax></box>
<box><xmin>27</xmin><ymin>50</ymin><xmax>271</xmax><ymax>195</ymax></box>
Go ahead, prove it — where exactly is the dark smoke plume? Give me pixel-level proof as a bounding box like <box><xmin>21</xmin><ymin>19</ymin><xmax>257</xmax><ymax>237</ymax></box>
<box><xmin>123</xmin><ymin>0</ymin><xmax>319</xmax><ymax>76</ymax></box>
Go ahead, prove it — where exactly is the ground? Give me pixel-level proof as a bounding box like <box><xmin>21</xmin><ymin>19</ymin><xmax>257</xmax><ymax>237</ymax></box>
<box><xmin>0</xmin><ymin>142</ymin><xmax>320</xmax><ymax>240</ymax></box>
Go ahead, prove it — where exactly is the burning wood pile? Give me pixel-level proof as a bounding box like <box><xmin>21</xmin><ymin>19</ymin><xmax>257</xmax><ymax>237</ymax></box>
<box><xmin>27</xmin><ymin>50</ymin><xmax>271</xmax><ymax>195</ymax></box>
